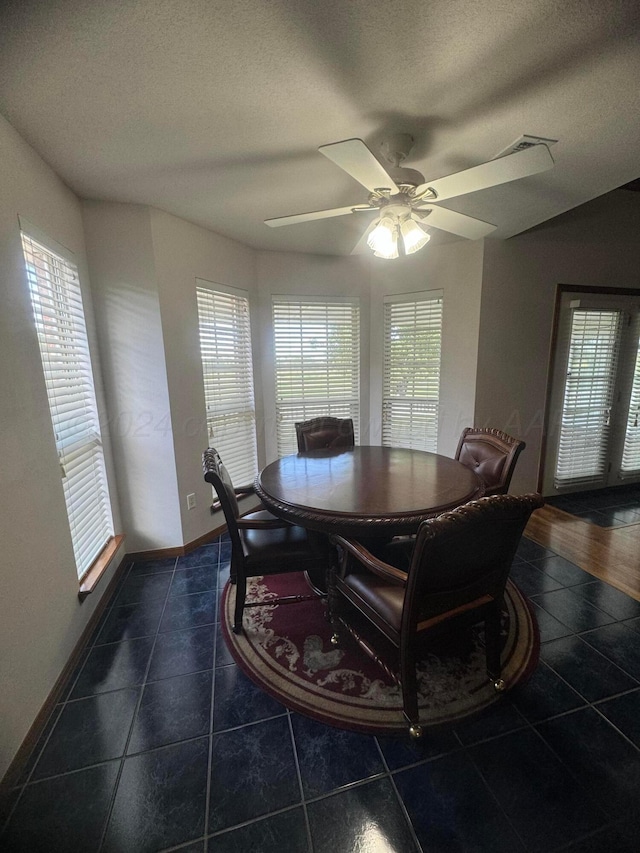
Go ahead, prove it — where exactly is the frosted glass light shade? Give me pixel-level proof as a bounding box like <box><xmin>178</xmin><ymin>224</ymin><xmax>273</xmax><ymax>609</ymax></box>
<box><xmin>400</xmin><ymin>218</ymin><xmax>430</xmax><ymax>254</ymax></box>
<box><xmin>368</xmin><ymin>217</ymin><xmax>398</xmax><ymax>259</ymax></box>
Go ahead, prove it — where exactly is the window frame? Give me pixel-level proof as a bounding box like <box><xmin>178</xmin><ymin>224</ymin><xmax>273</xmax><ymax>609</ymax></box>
<box><xmin>196</xmin><ymin>279</ymin><xmax>258</xmax><ymax>486</ymax></box>
<box><xmin>20</xmin><ymin>220</ymin><xmax>116</xmax><ymax>584</ymax></box>
<box><xmin>382</xmin><ymin>289</ymin><xmax>443</xmax><ymax>452</ymax></box>
<box><xmin>271</xmin><ymin>294</ymin><xmax>361</xmax><ymax>456</ymax></box>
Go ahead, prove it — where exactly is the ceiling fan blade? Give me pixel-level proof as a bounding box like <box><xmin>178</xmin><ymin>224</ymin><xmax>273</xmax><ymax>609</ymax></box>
<box><xmin>265</xmin><ymin>204</ymin><xmax>371</xmax><ymax>227</ymax></box>
<box><xmin>415</xmin><ymin>206</ymin><xmax>496</xmax><ymax>240</ymax></box>
<box><xmin>319</xmin><ymin>138</ymin><xmax>400</xmax><ymax>194</ymax></box>
<box><xmin>415</xmin><ymin>144</ymin><xmax>555</xmax><ymax>202</ymax></box>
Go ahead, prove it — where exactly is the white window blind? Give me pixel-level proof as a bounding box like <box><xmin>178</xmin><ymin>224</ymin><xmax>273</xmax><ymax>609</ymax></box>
<box><xmin>382</xmin><ymin>291</ymin><xmax>442</xmax><ymax>451</ymax></box>
<box><xmin>272</xmin><ymin>296</ymin><xmax>360</xmax><ymax>456</ymax></box>
<box><xmin>620</xmin><ymin>335</ymin><xmax>640</xmax><ymax>478</ymax></box>
<box><xmin>21</xmin><ymin>231</ymin><xmax>113</xmax><ymax>580</ymax></box>
<box><xmin>196</xmin><ymin>283</ymin><xmax>258</xmax><ymax>485</ymax></box>
<box><xmin>555</xmin><ymin>309</ymin><xmax>622</xmax><ymax>489</ymax></box>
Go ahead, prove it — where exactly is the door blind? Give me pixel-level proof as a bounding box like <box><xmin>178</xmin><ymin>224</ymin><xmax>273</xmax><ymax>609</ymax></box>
<box><xmin>196</xmin><ymin>284</ymin><xmax>258</xmax><ymax>485</ymax></box>
<box><xmin>272</xmin><ymin>296</ymin><xmax>360</xmax><ymax>456</ymax></box>
<box><xmin>620</xmin><ymin>335</ymin><xmax>640</xmax><ymax>478</ymax></box>
<box><xmin>21</xmin><ymin>232</ymin><xmax>114</xmax><ymax>579</ymax></box>
<box><xmin>555</xmin><ymin>309</ymin><xmax>622</xmax><ymax>489</ymax></box>
<box><xmin>382</xmin><ymin>292</ymin><xmax>442</xmax><ymax>451</ymax></box>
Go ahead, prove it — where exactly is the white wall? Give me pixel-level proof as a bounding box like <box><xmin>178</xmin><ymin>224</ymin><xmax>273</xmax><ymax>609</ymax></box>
<box><xmin>82</xmin><ymin>202</ymin><xmax>183</xmax><ymax>551</ymax></box>
<box><xmin>476</xmin><ymin>190</ymin><xmax>640</xmax><ymax>494</ymax></box>
<box><xmin>0</xmin><ymin>116</ymin><xmax>124</xmax><ymax>780</ymax></box>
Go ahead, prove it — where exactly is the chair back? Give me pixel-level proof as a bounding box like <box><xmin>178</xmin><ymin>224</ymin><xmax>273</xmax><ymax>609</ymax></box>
<box><xmin>295</xmin><ymin>417</ymin><xmax>355</xmax><ymax>452</ymax></box>
<box><xmin>402</xmin><ymin>493</ymin><xmax>543</xmax><ymax>632</ymax></box>
<box><xmin>203</xmin><ymin>448</ymin><xmax>242</xmax><ymax>550</ymax></box>
<box><xmin>455</xmin><ymin>427</ymin><xmax>525</xmax><ymax>495</ymax></box>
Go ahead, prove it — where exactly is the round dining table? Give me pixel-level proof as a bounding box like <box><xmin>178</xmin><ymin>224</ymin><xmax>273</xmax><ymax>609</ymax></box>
<box><xmin>255</xmin><ymin>445</ymin><xmax>485</xmax><ymax>539</ymax></box>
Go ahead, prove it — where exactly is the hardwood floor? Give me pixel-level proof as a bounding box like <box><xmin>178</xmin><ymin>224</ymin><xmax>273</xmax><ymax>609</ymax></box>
<box><xmin>526</xmin><ymin>504</ymin><xmax>640</xmax><ymax>602</ymax></box>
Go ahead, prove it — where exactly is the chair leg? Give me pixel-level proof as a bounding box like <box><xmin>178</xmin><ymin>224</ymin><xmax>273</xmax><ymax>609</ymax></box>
<box><xmin>484</xmin><ymin>600</ymin><xmax>504</xmax><ymax>690</ymax></box>
<box><xmin>233</xmin><ymin>574</ymin><xmax>247</xmax><ymax>634</ymax></box>
<box><xmin>399</xmin><ymin>646</ymin><xmax>422</xmax><ymax>738</ymax></box>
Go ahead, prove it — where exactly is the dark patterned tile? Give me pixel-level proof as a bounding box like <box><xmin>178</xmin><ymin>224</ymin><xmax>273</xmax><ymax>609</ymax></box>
<box><xmin>208</xmin><ymin>806</ymin><xmax>309</xmax><ymax>852</ymax></box>
<box><xmin>581</xmin><ymin>622</ymin><xmax>640</xmax><ymax>680</ymax></box>
<box><xmin>376</xmin><ymin>727</ymin><xmax>459</xmax><ymax>771</ymax></box>
<box><xmin>208</xmin><ymin>717</ymin><xmax>300</xmax><ymax>833</ymax></box>
<box><xmin>32</xmin><ymin>689</ymin><xmax>139</xmax><ymax>779</ymax></box>
<box><xmin>291</xmin><ymin>714</ymin><xmax>384</xmax><ymax>798</ymax></box>
<box><xmin>1</xmin><ymin>762</ymin><xmax>119</xmax><ymax>853</ymax></box>
<box><xmin>531</xmin><ymin>600</ymin><xmax>574</xmax><ymax>642</ymax></box>
<box><xmin>532</xmin><ymin>588</ymin><xmax>616</xmax><ymax>633</ymax></box>
<box><xmin>541</xmin><ymin>635</ymin><xmax>637</xmax><ymax>702</ymax></box>
<box><xmin>113</xmin><ymin>571</ymin><xmax>172</xmax><ymax>607</ymax></box>
<box><xmin>307</xmin><ymin>777</ymin><xmax>418</xmax><ymax>853</ymax></box>
<box><xmin>159</xmin><ymin>590</ymin><xmax>218</xmax><ymax>633</ymax></box>
<box><xmin>213</xmin><ymin>664</ymin><xmax>286</xmax><ymax>730</ymax></box>
<box><xmin>147</xmin><ymin>624</ymin><xmax>214</xmax><ymax>681</ymax></box>
<box><xmin>516</xmin><ymin>538</ymin><xmax>555</xmax><ymax>562</ymax></box>
<box><xmin>177</xmin><ymin>544</ymin><xmax>219</xmax><ymax>569</ymax></box>
<box><xmin>597</xmin><ymin>689</ymin><xmax>640</xmax><ymax>748</ymax></box>
<box><xmin>160</xmin><ymin>842</ymin><xmax>205</xmax><ymax>853</ymax></box>
<box><xmin>395</xmin><ymin>750</ymin><xmax>526</xmax><ymax>852</ymax></box>
<box><xmin>453</xmin><ymin>699</ymin><xmax>528</xmax><ymax>746</ymax></box>
<box><xmin>103</xmin><ymin>737</ymin><xmax>209</xmax><ymax>853</ymax></box>
<box><xmin>128</xmin><ymin>670</ymin><xmax>212</xmax><ymax>753</ymax></box>
<box><xmin>70</xmin><ymin>637</ymin><xmax>154</xmax><ymax>698</ymax></box>
<box><xmin>529</xmin><ymin>555</ymin><xmax>594</xmax><ymax>587</ymax></box>
<box><xmin>16</xmin><ymin>705</ymin><xmax>63</xmax><ymax>784</ymax></box>
<box><xmin>215</xmin><ymin>623</ymin><xmax>235</xmax><ymax>667</ymax></box>
<box><xmin>571</xmin><ymin>580</ymin><xmax>640</xmax><ymax>621</ymax></box>
<box><xmin>574</xmin><ymin>509</ymin><xmax>619</xmax><ymax>527</ymax></box>
<box><xmin>509</xmin><ymin>660</ymin><xmax>586</xmax><ymax>723</ymax></box>
<box><xmin>624</xmin><ymin>615</ymin><xmax>640</xmax><ymax>634</ymax></box>
<box><xmin>470</xmin><ymin>728</ymin><xmax>606</xmax><ymax>852</ymax></box>
<box><xmin>95</xmin><ymin>598</ymin><xmax>165</xmax><ymax>644</ymax></box>
<box><xmin>537</xmin><ymin>707</ymin><xmax>640</xmax><ymax>818</ymax></box>
<box><xmin>560</xmin><ymin>821</ymin><xmax>640</xmax><ymax>853</ymax></box>
<box><xmin>509</xmin><ymin>561</ymin><xmax>564</xmax><ymax>597</ymax></box>
<box><xmin>170</xmin><ymin>564</ymin><xmax>217</xmax><ymax>597</ymax></box>
<box><xmin>128</xmin><ymin>557</ymin><xmax>177</xmax><ymax>577</ymax></box>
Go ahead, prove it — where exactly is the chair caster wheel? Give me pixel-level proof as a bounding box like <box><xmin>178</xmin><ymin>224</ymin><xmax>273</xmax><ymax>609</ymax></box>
<box><xmin>409</xmin><ymin>724</ymin><xmax>423</xmax><ymax>739</ymax></box>
<box><xmin>493</xmin><ymin>678</ymin><xmax>506</xmax><ymax>692</ymax></box>
<box><xmin>330</xmin><ymin>633</ymin><xmax>340</xmax><ymax>646</ymax></box>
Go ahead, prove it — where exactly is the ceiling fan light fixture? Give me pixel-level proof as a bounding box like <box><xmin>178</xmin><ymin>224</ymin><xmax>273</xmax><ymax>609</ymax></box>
<box><xmin>400</xmin><ymin>217</ymin><xmax>431</xmax><ymax>255</ymax></box>
<box><xmin>368</xmin><ymin>216</ymin><xmax>399</xmax><ymax>259</ymax></box>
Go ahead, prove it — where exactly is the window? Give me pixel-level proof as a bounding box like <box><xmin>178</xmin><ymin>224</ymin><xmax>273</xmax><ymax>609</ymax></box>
<box><xmin>196</xmin><ymin>281</ymin><xmax>258</xmax><ymax>484</ymax></box>
<box><xmin>21</xmin><ymin>228</ymin><xmax>114</xmax><ymax>580</ymax></box>
<box><xmin>272</xmin><ymin>296</ymin><xmax>360</xmax><ymax>456</ymax></box>
<box><xmin>382</xmin><ymin>291</ymin><xmax>442</xmax><ymax>451</ymax></box>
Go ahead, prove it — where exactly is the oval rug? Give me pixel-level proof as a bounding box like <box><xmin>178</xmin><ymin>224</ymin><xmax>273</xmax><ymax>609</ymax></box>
<box><xmin>221</xmin><ymin>572</ymin><xmax>539</xmax><ymax>735</ymax></box>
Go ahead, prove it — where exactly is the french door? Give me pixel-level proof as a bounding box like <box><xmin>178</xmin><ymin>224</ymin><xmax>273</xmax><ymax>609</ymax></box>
<box><xmin>544</xmin><ymin>290</ymin><xmax>640</xmax><ymax>495</ymax></box>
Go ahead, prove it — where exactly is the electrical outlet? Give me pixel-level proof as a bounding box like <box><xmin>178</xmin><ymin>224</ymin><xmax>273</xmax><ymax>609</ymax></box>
<box><xmin>186</xmin><ymin>493</ymin><xmax>196</xmax><ymax>510</ymax></box>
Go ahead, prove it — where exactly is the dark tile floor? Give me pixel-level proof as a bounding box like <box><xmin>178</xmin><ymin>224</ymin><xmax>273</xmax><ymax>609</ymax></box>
<box><xmin>3</xmin><ymin>536</ymin><xmax>640</xmax><ymax>852</ymax></box>
<box><xmin>547</xmin><ymin>483</ymin><xmax>640</xmax><ymax>527</ymax></box>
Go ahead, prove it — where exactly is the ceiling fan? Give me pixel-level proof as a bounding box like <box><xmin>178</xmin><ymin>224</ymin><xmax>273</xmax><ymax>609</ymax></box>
<box><xmin>264</xmin><ymin>134</ymin><xmax>555</xmax><ymax>259</ymax></box>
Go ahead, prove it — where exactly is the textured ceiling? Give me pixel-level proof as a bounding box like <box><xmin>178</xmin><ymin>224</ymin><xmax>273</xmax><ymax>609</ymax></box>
<box><xmin>1</xmin><ymin>0</ymin><xmax>639</xmax><ymax>255</ymax></box>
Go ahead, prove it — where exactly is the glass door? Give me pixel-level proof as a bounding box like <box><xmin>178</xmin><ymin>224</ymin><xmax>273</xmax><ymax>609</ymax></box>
<box><xmin>544</xmin><ymin>291</ymin><xmax>640</xmax><ymax>495</ymax></box>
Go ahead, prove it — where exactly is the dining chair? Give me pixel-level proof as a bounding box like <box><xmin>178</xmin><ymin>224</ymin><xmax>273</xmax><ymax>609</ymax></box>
<box><xmin>203</xmin><ymin>448</ymin><xmax>329</xmax><ymax>634</ymax></box>
<box><xmin>295</xmin><ymin>416</ymin><xmax>355</xmax><ymax>452</ymax></box>
<box><xmin>329</xmin><ymin>492</ymin><xmax>544</xmax><ymax>737</ymax></box>
<box><xmin>455</xmin><ymin>427</ymin><xmax>525</xmax><ymax>495</ymax></box>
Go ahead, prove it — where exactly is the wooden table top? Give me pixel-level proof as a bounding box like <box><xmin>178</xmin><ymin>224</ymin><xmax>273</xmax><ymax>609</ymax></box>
<box><xmin>255</xmin><ymin>446</ymin><xmax>485</xmax><ymax>537</ymax></box>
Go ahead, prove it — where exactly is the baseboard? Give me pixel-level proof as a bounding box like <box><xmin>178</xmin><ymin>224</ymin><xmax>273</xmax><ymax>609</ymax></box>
<box><xmin>126</xmin><ymin>520</ymin><xmax>227</xmax><ymax>561</ymax></box>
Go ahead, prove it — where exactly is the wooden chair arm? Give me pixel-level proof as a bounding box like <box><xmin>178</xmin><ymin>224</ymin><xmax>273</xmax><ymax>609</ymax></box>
<box><xmin>331</xmin><ymin>535</ymin><xmax>408</xmax><ymax>586</ymax></box>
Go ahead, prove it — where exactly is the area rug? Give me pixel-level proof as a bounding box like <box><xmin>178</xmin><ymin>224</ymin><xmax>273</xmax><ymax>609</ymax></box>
<box><xmin>221</xmin><ymin>573</ymin><xmax>539</xmax><ymax>735</ymax></box>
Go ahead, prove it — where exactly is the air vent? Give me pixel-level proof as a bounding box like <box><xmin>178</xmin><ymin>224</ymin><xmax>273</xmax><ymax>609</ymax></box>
<box><xmin>495</xmin><ymin>134</ymin><xmax>558</xmax><ymax>159</ymax></box>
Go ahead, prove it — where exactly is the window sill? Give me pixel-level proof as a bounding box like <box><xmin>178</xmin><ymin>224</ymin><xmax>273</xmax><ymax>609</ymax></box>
<box><xmin>78</xmin><ymin>534</ymin><xmax>125</xmax><ymax>600</ymax></box>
